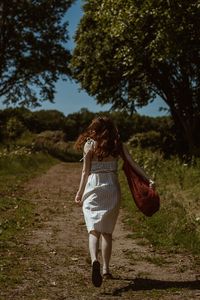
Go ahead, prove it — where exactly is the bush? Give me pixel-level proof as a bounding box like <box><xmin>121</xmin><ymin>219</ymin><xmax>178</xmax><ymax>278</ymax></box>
<box><xmin>34</xmin><ymin>131</ymin><xmax>81</xmax><ymax>161</ymax></box>
<box><xmin>128</xmin><ymin>129</ymin><xmax>178</xmax><ymax>156</ymax></box>
<box><xmin>3</xmin><ymin>117</ymin><xmax>27</xmax><ymax>140</ymax></box>
<box><xmin>128</xmin><ymin>131</ymin><xmax>161</xmax><ymax>150</ymax></box>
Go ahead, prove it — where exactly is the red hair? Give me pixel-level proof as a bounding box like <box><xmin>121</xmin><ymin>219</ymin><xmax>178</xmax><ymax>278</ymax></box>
<box><xmin>75</xmin><ymin>116</ymin><xmax>120</xmax><ymax>160</ymax></box>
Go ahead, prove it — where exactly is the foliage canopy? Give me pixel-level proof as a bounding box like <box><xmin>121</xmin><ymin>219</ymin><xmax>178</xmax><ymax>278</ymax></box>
<box><xmin>71</xmin><ymin>0</ymin><xmax>200</xmax><ymax>155</ymax></box>
<box><xmin>0</xmin><ymin>0</ymin><xmax>73</xmax><ymax>106</ymax></box>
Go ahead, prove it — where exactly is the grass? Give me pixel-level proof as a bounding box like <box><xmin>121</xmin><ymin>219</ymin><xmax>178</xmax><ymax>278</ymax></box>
<box><xmin>0</xmin><ymin>196</ymin><xmax>34</xmax><ymax>241</ymax></box>
<box><xmin>0</xmin><ymin>151</ymin><xmax>58</xmax><ymax>289</ymax></box>
<box><xmin>120</xmin><ymin>147</ymin><xmax>200</xmax><ymax>256</ymax></box>
<box><xmin>143</xmin><ymin>255</ymin><xmax>167</xmax><ymax>267</ymax></box>
<box><xmin>123</xmin><ymin>249</ymin><xmax>168</xmax><ymax>267</ymax></box>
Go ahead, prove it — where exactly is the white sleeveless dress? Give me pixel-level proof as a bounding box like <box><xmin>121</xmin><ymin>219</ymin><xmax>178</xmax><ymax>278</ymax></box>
<box><xmin>82</xmin><ymin>153</ymin><xmax>121</xmax><ymax>234</ymax></box>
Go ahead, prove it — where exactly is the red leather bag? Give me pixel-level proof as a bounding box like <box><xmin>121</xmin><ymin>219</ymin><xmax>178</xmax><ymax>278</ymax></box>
<box><xmin>120</xmin><ymin>145</ymin><xmax>160</xmax><ymax>217</ymax></box>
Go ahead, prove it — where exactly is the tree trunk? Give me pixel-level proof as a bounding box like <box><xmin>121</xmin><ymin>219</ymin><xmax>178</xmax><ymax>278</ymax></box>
<box><xmin>170</xmin><ymin>106</ymin><xmax>200</xmax><ymax>156</ymax></box>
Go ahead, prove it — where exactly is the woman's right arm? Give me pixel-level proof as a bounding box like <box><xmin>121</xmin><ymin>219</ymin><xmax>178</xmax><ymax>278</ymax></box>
<box><xmin>75</xmin><ymin>141</ymin><xmax>92</xmax><ymax>205</ymax></box>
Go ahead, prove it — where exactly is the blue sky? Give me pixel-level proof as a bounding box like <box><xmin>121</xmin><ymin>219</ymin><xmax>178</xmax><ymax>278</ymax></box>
<box><xmin>0</xmin><ymin>0</ymin><xmax>168</xmax><ymax>117</ymax></box>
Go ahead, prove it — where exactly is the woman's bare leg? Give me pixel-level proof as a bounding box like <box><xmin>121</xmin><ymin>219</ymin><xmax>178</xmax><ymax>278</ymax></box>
<box><xmin>89</xmin><ymin>230</ymin><xmax>102</xmax><ymax>287</ymax></box>
<box><xmin>101</xmin><ymin>232</ymin><xmax>112</xmax><ymax>275</ymax></box>
<box><xmin>89</xmin><ymin>230</ymin><xmax>100</xmax><ymax>264</ymax></box>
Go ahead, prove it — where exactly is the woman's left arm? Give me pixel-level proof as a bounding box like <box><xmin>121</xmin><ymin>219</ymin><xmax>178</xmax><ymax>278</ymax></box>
<box><xmin>122</xmin><ymin>144</ymin><xmax>155</xmax><ymax>187</ymax></box>
<box><xmin>75</xmin><ymin>146</ymin><xmax>92</xmax><ymax>205</ymax></box>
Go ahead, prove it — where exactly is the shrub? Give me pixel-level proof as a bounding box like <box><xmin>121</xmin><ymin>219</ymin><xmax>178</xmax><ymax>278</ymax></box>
<box><xmin>2</xmin><ymin>117</ymin><xmax>27</xmax><ymax>140</ymax></box>
<box><xmin>33</xmin><ymin>131</ymin><xmax>81</xmax><ymax>161</ymax></box>
<box><xmin>128</xmin><ymin>130</ymin><xmax>161</xmax><ymax>150</ymax></box>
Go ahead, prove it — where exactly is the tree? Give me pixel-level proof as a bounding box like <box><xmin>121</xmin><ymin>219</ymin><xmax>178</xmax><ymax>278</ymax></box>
<box><xmin>71</xmin><ymin>0</ymin><xmax>200</xmax><ymax>155</ymax></box>
<box><xmin>64</xmin><ymin>108</ymin><xmax>95</xmax><ymax>140</ymax></box>
<box><xmin>23</xmin><ymin>109</ymin><xmax>66</xmax><ymax>133</ymax></box>
<box><xmin>0</xmin><ymin>0</ymin><xmax>73</xmax><ymax>106</ymax></box>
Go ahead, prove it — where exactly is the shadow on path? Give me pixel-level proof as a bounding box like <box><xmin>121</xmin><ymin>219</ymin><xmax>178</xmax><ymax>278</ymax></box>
<box><xmin>103</xmin><ymin>277</ymin><xmax>200</xmax><ymax>297</ymax></box>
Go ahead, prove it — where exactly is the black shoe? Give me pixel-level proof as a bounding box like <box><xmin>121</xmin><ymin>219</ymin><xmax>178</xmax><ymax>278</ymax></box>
<box><xmin>92</xmin><ymin>261</ymin><xmax>102</xmax><ymax>287</ymax></box>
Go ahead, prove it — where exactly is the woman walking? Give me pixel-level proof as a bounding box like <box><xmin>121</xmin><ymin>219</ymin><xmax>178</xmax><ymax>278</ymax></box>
<box><xmin>74</xmin><ymin>116</ymin><xmax>151</xmax><ymax>287</ymax></box>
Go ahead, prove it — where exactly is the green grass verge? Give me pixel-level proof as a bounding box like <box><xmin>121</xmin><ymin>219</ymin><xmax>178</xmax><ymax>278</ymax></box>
<box><xmin>0</xmin><ymin>152</ymin><xmax>58</xmax><ymax>288</ymax></box>
<box><xmin>120</xmin><ymin>148</ymin><xmax>200</xmax><ymax>255</ymax></box>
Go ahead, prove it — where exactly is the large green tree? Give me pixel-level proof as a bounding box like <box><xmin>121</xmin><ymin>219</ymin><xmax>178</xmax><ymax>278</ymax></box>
<box><xmin>71</xmin><ymin>0</ymin><xmax>200</xmax><ymax>155</ymax></box>
<box><xmin>0</xmin><ymin>0</ymin><xmax>73</xmax><ymax>106</ymax></box>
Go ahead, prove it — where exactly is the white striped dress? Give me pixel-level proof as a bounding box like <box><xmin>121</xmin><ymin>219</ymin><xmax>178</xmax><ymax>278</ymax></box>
<box><xmin>82</xmin><ymin>159</ymin><xmax>121</xmax><ymax>234</ymax></box>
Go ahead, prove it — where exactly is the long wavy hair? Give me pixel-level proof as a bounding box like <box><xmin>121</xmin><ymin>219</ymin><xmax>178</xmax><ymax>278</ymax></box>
<box><xmin>75</xmin><ymin>116</ymin><xmax>120</xmax><ymax>160</ymax></box>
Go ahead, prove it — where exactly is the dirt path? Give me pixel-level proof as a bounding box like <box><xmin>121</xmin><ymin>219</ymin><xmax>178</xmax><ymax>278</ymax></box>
<box><xmin>3</xmin><ymin>163</ymin><xmax>200</xmax><ymax>300</ymax></box>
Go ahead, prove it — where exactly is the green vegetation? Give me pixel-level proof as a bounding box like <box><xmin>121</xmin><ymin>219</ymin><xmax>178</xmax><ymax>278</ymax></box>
<box><xmin>0</xmin><ymin>151</ymin><xmax>58</xmax><ymax>286</ymax></box>
<box><xmin>0</xmin><ymin>0</ymin><xmax>73</xmax><ymax>107</ymax></box>
<box><xmin>0</xmin><ymin>106</ymin><xmax>199</xmax><ymax>291</ymax></box>
<box><xmin>0</xmin><ymin>151</ymin><xmax>57</xmax><ymax>239</ymax></box>
<box><xmin>1</xmin><ymin>107</ymin><xmax>178</xmax><ymax>155</ymax></box>
<box><xmin>1</xmin><ymin>0</ymin><xmax>200</xmax><ymax>295</ymax></box>
<box><xmin>1</xmin><ymin>107</ymin><xmax>200</xmax><ymax>258</ymax></box>
<box><xmin>120</xmin><ymin>147</ymin><xmax>200</xmax><ymax>255</ymax></box>
<box><xmin>71</xmin><ymin>0</ymin><xmax>200</xmax><ymax>156</ymax></box>
<box><xmin>34</xmin><ymin>130</ymin><xmax>81</xmax><ymax>162</ymax></box>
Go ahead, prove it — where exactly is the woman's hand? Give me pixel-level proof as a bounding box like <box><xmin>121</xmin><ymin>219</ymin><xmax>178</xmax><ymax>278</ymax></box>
<box><xmin>75</xmin><ymin>193</ymin><xmax>83</xmax><ymax>206</ymax></box>
<box><xmin>149</xmin><ymin>179</ymin><xmax>155</xmax><ymax>189</ymax></box>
